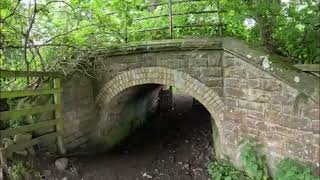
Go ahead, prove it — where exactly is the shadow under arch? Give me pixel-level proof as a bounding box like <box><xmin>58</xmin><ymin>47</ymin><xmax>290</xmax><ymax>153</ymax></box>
<box><xmin>96</xmin><ymin>67</ymin><xmax>225</xmax><ymax>157</ymax></box>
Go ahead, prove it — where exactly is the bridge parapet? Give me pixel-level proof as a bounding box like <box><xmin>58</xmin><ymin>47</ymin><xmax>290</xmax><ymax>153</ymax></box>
<box><xmin>92</xmin><ymin>38</ymin><xmax>319</xmax><ymax>103</ymax></box>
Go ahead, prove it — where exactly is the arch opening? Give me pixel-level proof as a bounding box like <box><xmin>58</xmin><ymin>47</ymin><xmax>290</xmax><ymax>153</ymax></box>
<box><xmin>95</xmin><ymin>67</ymin><xmax>224</xmax><ymax>154</ymax></box>
<box><xmin>83</xmin><ymin>83</ymin><xmax>220</xmax><ymax>179</ymax></box>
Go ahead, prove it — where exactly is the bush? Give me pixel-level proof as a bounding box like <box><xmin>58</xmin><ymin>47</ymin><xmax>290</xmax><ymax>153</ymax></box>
<box><xmin>8</xmin><ymin>160</ymin><xmax>32</xmax><ymax>180</ymax></box>
<box><xmin>240</xmin><ymin>139</ymin><xmax>269</xmax><ymax>180</ymax></box>
<box><xmin>208</xmin><ymin>160</ymin><xmax>250</xmax><ymax>180</ymax></box>
<box><xmin>274</xmin><ymin>158</ymin><xmax>319</xmax><ymax>180</ymax></box>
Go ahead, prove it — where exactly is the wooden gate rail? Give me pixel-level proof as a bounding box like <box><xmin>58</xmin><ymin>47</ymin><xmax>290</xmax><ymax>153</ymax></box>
<box><xmin>0</xmin><ymin>70</ymin><xmax>66</xmax><ymax>166</ymax></box>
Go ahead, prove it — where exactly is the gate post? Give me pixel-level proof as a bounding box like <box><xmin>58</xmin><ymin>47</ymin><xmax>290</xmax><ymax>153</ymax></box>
<box><xmin>53</xmin><ymin>78</ymin><xmax>66</xmax><ymax>155</ymax></box>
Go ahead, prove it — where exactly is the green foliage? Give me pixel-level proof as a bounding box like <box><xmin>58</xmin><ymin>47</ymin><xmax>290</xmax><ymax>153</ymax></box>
<box><xmin>240</xmin><ymin>139</ymin><xmax>269</xmax><ymax>180</ymax></box>
<box><xmin>8</xmin><ymin>118</ymin><xmax>29</xmax><ymax>129</ymax></box>
<box><xmin>274</xmin><ymin>158</ymin><xmax>320</xmax><ymax>180</ymax></box>
<box><xmin>208</xmin><ymin>139</ymin><xmax>319</xmax><ymax>180</ymax></box>
<box><xmin>0</xmin><ymin>0</ymin><xmax>319</xmax><ymax>76</ymax></box>
<box><xmin>0</xmin><ymin>120</ymin><xmax>9</xmax><ymax>130</ymax></box>
<box><xmin>8</xmin><ymin>160</ymin><xmax>32</xmax><ymax>180</ymax></box>
<box><xmin>0</xmin><ymin>117</ymin><xmax>28</xmax><ymax>131</ymax></box>
<box><xmin>0</xmin><ymin>118</ymin><xmax>30</xmax><ymax>130</ymax></box>
<box><xmin>208</xmin><ymin>160</ymin><xmax>250</xmax><ymax>180</ymax></box>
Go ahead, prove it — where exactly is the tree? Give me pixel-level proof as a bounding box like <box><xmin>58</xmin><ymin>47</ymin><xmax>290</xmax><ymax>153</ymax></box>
<box><xmin>0</xmin><ymin>0</ymin><xmax>319</xmax><ymax>74</ymax></box>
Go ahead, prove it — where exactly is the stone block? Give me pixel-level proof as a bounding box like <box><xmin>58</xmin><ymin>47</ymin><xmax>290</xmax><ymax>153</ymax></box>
<box><xmin>203</xmin><ymin>67</ymin><xmax>222</xmax><ymax>77</ymax></box>
<box><xmin>247</xmin><ymin>110</ymin><xmax>264</xmax><ymax>121</ymax></box>
<box><xmin>270</xmin><ymin>125</ymin><xmax>314</xmax><ymax>143</ymax></box>
<box><xmin>203</xmin><ymin>78</ymin><xmax>223</xmax><ymax>87</ymax></box>
<box><xmin>245</xmin><ymin>89</ymin><xmax>271</xmax><ymax>103</ymax></box>
<box><xmin>260</xmin><ymin>79</ymin><xmax>282</xmax><ymax>91</ymax></box>
<box><xmin>224</xmin><ymin>106</ymin><xmax>247</xmax><ymax>120</ymax></box>
<box><xmin>224</xmin><ymin>66</ymin><xmax>246</xmax><ymax>78</ymax></box>
<box><xmin>187</xmin><ymin>67</ymin><xmax>202</xmax><ymax>78</ymax></box>
<box><xmin>247</xmin><ymin>79</ymin><xmax>259</xmax><ymax>89</ymax></box>
<box><xmin>223</xmin><ymin>120</ymin><xmax>240</xmax><ymax>132</ymax></box>
<box><xmin>224</xmin><ymin>98</ymin><xmax>238</xmax><ymax>107</ymax></box>
<box><xmin>237</xmin><ymin>99</ymin><xmax>264</xmax><ymax>112</ymax></box>
<box><xmin>281</xmin><ymin>115</ymin><xmax>313</xmax><ymax>132</ymax></box>
<box><xmin>224</xmin><ymin>87</ymin><xmax>245</xmax><ymax>98</ymax></box>
<box><xmin>64</xmin><ymin>111</ymin><xmax>77</xmax><ymax>123</ymax></box>
<box><xmin>245</xmin><ymin>66</ymin><xmax>272</xmax><ymax>79</ymax></box>
<box><xmin>303</xmin><ymin>107</ymin><xmax>320</xmax><ymax>121</ymax></box>
<box><xmin>282</xmin><ymin>106</ymin><xmax>293</xmax><ymax>114</ymax></box>
<box><xmin>224</xmin><ymin>78</ymin><xmax>240</xmax><ymax>88</ymax></box>
<box><xmin>208</xmin><ymin>56</ymin><xmax>221</xmax><ymax>66</ymax></box>
<box><xmin>222</xmin><ymin>53</ymin><xmax>242</xmax><ymax>67</ymax></box>
<box><xmin>264</xmin><ymin>104</ymin><xmax>282</xmax><ymax>124</ymax></box>
<box><xmin>272</xmin><ymin>92</ymin><xmax>298</xmax><ymax>106</ymax></box>
<box><xmin>189</xmin><ymin>59</ymin><xmax>208</xmax><ymax>67</ymax></box>
<box><xmin>284</xmin><ymin>140</ymin><xmax>316</xmax><ymax>161</ymax></box>
<box><xmin>313</xmin><ymin>134</ymin><xmax>320</xmax><ymax>146</ymax></box>
<box><xmin>312</xmin><ymin>120</ymin><xmax>320</xmax><ymax>134</ymax></box>
<box><xmin>206</xmin><ymin>50</ymin><xmax>223</xmax><ymax>66</ymax></box>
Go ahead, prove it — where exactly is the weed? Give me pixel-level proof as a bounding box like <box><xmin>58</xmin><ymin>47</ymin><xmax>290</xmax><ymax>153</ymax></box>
<box><xmin>208</xmin><ymin>160</ymin><xmax>250</xmax><ymax>180</ymax></box>
<box><xmin>274</xmin><ymin>158</ymin><xmax>320</xmax><ymax>180</ymax></box>
<box><xmin>240</xmin><ymin>138</ymin><xmax>269</xmax><ymax>180</ymax></box>
<box><xmin>8</xmin><ymin>160</ymin><xmax>32</xmax><ymax>180</ymax></box>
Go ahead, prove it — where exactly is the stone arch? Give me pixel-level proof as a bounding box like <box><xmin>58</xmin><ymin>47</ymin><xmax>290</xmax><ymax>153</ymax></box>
<box><xmin>96</xmin><ymin>67</ymin><xmax>225</xmax><ymax>157</ymax></box>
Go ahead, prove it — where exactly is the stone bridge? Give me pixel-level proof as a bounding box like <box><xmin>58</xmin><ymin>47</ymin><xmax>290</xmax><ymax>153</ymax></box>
<box><xmin>62</xmin><ymin>38</ymin><xmax>320</xmax><ymax>170</ymax></box>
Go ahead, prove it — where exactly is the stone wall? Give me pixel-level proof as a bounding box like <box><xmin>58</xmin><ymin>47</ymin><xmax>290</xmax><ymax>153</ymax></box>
<box><xmin>62</xmin><ymin>38</ymin><xmax>319</xmax><ymax>172</ymax></box>
<box><xmin>62</xmin><ymin>73</ymin><xmax>97</xmax><ymax>150</ymax></box>
<box><xmin>222</xmin><ymin>52</ymin><xmax>319</xmax><ymax>171</ymax></box>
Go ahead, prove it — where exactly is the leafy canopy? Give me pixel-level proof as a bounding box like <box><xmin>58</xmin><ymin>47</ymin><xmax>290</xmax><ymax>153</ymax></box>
<box><xmin>0</xmin><ymin>0</ymin><xmax>319</xmax><ymax>72</ymax></box>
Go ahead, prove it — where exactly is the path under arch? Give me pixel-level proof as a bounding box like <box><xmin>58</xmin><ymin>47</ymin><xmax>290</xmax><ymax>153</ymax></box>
<box><xmin>82</xmin><ymin>93</ymin><xmax>215</xmax><ymax>179</ymax></box>
<box><xmin>95</xmin><ymin>67</ymin><xmax>225</xmax><ymax>158</ymax></box>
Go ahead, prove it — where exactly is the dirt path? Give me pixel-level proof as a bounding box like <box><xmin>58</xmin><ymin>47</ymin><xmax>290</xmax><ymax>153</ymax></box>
<box><xmin>36</xmin><ymin>95</ymin><xmax>215</xmax><ymax>180</ymax></box>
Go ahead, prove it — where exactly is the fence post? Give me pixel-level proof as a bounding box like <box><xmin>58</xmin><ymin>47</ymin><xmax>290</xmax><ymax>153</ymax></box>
<box><xmin>168</xmin><ymin>0</ymin><xmax>173</xmax><ymax>39</ymax></box>
<box><xmin>0</xmin><ymin>148</ymin><xmax>7</xmax><ymax>168</ymax></box>
<box><xmin>53</xmin><ymin>78</ymin><xmax>66</xmax><ymax>155</ymax></box>
<box><xmin>217</xmin><ymin>0</ymin><xmax>223</xmax><ymax>36</ymax></box>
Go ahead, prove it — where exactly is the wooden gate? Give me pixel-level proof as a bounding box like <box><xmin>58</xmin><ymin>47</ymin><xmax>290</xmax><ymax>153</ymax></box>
<box><xmin>0</xmin><ymin>70</ymin><xmax>66</xmax><ymax>165</ymax></box>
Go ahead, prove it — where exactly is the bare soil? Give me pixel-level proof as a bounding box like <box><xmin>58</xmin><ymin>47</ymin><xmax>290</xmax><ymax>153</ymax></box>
<box><xmin>34</xmin><ymin>95</ymin><xmax>215</xmax><ymax>180</ymax></box>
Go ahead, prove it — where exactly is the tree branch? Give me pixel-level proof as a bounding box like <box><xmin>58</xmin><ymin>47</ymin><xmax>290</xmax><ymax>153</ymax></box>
<box><xmin>23</xmin><ymin>0</ymin><xmax>38</xmax><ymax>73</ymax></box>
<box><xmin>2</xmin><ymin>43</ymin><xmax>77</xmax><ymax>49</ymax></box>
<box><xmin>45</xmin><ymin>1</ymin><xmax>74</xmax><ymax>10</ymax></box>
<box><xmin>0</xmin><ymin>0</ymin><xmax>21</xmax><ymax>23</ymax></box>
<box><xmin>41</xmin><ymin>24</ymin><xmax>94</xmax><ymax>45</ymax></box>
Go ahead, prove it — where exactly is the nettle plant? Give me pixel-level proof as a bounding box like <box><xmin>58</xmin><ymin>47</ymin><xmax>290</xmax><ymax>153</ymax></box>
<box><xmin>239</xmin><ymin>138</ymin><xmax>269</xmax><ymax>180</ymax></box>
<box><xmin>208</xmin><ymin>160</ymin><xmax>250</xmax><ymax>180</ymax></box>
<box><xmin>274</xmin><ymin>158</ymin><xmax>319</xmax><ymax>180</ymax></box>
